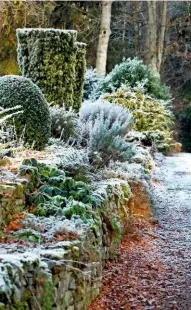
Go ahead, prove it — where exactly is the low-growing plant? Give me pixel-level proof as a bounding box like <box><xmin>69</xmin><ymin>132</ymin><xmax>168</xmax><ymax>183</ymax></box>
<box><xmin>20</xmin><ymin>159</ymin><xmax>103</xmax><ymax>220</ymax></box>
<box><xmin>13</xmin><ymin>229</ymin><xmax>43</xmax><ymax>243</ymax></box>
<box><xmin>33</xmin><ymin>202</ymin><xmax>64</xmax><ymax>217</ymax></box>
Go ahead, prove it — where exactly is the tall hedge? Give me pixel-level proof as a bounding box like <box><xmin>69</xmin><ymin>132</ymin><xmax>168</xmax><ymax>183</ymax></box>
<box><xmin>73</xmin><ymin>42</ymin><xmax>86</xmax><ymax>111</ymax></box>
<box><xmin>0</xmin><ymin>75</ymin><xmax>51</xmax><ymax>150</ymax></box>
<box><xmin>17</xmin><ymin>28</ymin><xmax>79</xmax><ymax>108</ymax></box>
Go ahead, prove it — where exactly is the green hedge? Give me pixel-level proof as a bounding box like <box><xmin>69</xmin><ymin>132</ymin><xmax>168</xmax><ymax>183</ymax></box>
<box><xmin>0</xmin><ymin>75</ymin><xmax>51</xmax><ymax>150</ymax></box>
<box><xmin>73</xmin><ymin>42</ymin><xmax>86</xmax><ymax>111</ymax></box>
<box><xmin>17</xmin><ymin>28</ymin><xmax>80</xmax><ymax>108</ymax></box>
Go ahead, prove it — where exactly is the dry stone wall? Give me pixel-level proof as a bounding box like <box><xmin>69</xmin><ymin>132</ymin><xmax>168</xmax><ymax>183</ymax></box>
<box><xmin>0</xmin><ymin>171</ymin><xmax>27</xmax><ymax>230</ymax></box>
<box><xmin>0</xmin><ymin>171</ymin><xmax>151</xmax><ymax>310</ymax></box>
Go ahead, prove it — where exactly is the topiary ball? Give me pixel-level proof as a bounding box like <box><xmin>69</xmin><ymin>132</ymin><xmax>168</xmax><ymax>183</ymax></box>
<box><xmin>0</xmin><ymin>75</ymin><xmax>51</xmax><ymax>150</ymax></box>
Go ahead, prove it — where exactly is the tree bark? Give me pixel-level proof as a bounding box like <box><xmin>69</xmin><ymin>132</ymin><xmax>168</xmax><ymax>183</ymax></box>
<box><xmin>96</xmin><ymin>1</ymin><xmax>112</xmax><ymax>76</ymax></box>
<box><xmin>146</xmin><ymin>1</ymin><xmax>157</xmax><ymax>72</ymax></box>
<box><xmin>157</xmin><ymin>0</ymin><xmax>167</xmax><ymax>72</ymax></box>
<box><xmin>145</xmin><ymin>0</ymin><xmax>167</xmax><ymax>73</ymax></box>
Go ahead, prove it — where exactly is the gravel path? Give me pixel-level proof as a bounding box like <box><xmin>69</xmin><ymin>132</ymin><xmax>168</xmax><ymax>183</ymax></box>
<box><xmin>89</xmin><ymin>153</ymin><xmax>191</xmax><ymax>310</ymax></box>
<box><xmin>153</xmin><ymin>153</ymin><xmax>191</xmax><ymax>309</ymax></box>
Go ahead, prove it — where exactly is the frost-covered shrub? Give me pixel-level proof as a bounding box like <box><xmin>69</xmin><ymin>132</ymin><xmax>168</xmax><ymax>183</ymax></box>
<box><xmin>73</xmin><ymin>42</ymin><xmax>86</xmax><ymax>110</ymax></box>
<box><xmin>17</xmin><ymin>28</ymin><xmax>86</xmax><ymax>109</ymax></box>
<box><xmin>0</xmin><ymin>75</ymin><xmax>51</xmax><ymax>150</ymax></box>
<box><xmin>0</xmin><ymin>106</ymin><xmax>22</xmax><ymax>140</ymax></box>
<box><xmin>50</xmin><ymin>106</ymin><xmax>78</xmax><ymax>142</ymax></box>
<box><xmin>83</xmin><ymin>68</ymin><xmax>103</xmax><ymax>101</ymax></box>
<box><xmin>98</xmin><ymin>58</ymin><xmax>170</xmax><ymax>101</ymax></box>
<box><xmin>0</xmin><ymin>106</ymin><xmax>23</xmax><ymax>155</ymax></box>
<box><xmin>0</xmin><ymin>106</ymin><xmax>22</xmax><ymax>127</ymax></box>
<box><xmin>102</xmin><ymin>161</ymin><xmax>150</xmax><ymax>183</ymax></box>
<box><xmin>78</xmin><ymin>99</ymin><xmax>134</xmax><ymax>166</ymax></box>
<box><xmin>129</xmin><ymin>146</ymin><xmax>154</xmax><ymax>171</ymax></box>
<box><xmin>23</xmin><ymin>214</ymin><xmax>87</xmax><ymax>241</ymax></box>
<box><xmin>79</xmin><ymin>98</ymin><xmax>132</xmax><ymax>125</ymax></box>
<box><xmin>104</xmin><ymin>89</ymin><xmax>172</xmax><ymax>131</ymax></box>
<box><xmin>104</xmin><ymin>88</ymin><xmax>173</xmax><ymax>152</ymax></box>
<box><xmin>45</xmin><ymin>145</ymin><xmax>92</xmax><ymax>182</ymax></box>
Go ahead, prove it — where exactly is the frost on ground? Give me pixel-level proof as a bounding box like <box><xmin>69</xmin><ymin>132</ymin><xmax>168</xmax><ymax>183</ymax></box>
<box><xmin>89</xmin><ymin>153</ymin><xmax>191</xmax><ymax>310</ymax></box>
<box><xmin>153</xmin><ymin>153</ymin><xmax>191</xmax><ymax>309</ymax></box>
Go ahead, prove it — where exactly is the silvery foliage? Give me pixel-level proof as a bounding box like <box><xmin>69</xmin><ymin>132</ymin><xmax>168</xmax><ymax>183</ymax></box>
<box><xmin>76</xmin><ymin>99</ymin><xmax>134</xmax><ymax>166</ymax></box>
<box><xmin>83</xmin><ymin>68</ymin><xmax>103</xmax><ymax>101</ymax></box>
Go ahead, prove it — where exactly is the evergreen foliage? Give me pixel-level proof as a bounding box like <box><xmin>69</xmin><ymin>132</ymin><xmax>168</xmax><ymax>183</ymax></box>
<box><xmin>73</xmin><ymin>42</ymin><xmax>86</xmax><ymax>110</ymax></box>
<box><xmin>83</xmin><ymin>68</ymin><xmax>104</xmax><ymax>101</ymax></box>
<box><xmin>19</xmin><ymin>158</ymin><xmax>101</xmax><ymax>220</ymax></box>
<box><xmin>104</xmin><ymin>88</ymin><xmax>173</xmax><ymax>152</ymax></box>
<box><xmin>98</xmin><ymin>58</ymin><xmax>171</xmax><ymax>101</ymax></box>
<box><xmin>17</xmin><ymin>28</ymin><xmax>85</xmax><ymax>109</ymax></box>
<box><xmin>0</xmin><ymin>75</ymin><xmax>51</xmax><ymax>150</ymax></box>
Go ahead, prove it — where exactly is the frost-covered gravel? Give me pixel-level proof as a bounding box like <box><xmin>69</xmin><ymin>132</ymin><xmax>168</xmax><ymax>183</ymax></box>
<box><xmin>153</xmin><ymin>153</ymin><xmax>191</xmax><ymax>309</ymax></box>
<box><xmin>89</xmin><ymin>153</ymin><xmax>191</xmax><ymax>310</ymax></box>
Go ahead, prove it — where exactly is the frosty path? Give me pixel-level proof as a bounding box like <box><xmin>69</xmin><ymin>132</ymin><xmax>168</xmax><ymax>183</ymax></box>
<box><xmin>90</xmin><ymin>153</ymin><xmax>191</xmax><ymax>310</ymax></box>
<box><xmin>152</xmin><ymin>153</ymin><xmax>191</xmax><ymax>309</ymax></box>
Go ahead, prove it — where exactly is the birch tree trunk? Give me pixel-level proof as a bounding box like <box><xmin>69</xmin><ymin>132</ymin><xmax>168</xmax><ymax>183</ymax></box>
<box><xmin>96</xmin><ymin>1</ymin><xmax>112</xmax><ymax>76</ymax></box>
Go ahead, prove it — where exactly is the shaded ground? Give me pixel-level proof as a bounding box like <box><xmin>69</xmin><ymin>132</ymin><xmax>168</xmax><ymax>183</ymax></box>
<box><xmin>89</xmin><ymin>153</ymin><xmax>191</xmax><ymax>310</ymax></box>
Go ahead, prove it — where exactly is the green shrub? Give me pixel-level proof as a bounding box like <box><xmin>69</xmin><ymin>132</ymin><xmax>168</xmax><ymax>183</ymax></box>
<box><xmin>98</xmin><ymin>58</ymin><xmax>170</xmax><ymax>101</ymax></box>
<box><xmin>104</xmin><ymin>88</ymin><xmax>173</xmax><ymax>152</ymax></box>
<box><xmin>17</xmin><ymin>28</ymin><xmax>86</xmax><ymax>110</ymax></box>
<box><xmin>73</xmin><ymin>42</ymin><xmax>86</xmax><ymax>111</ymax></box>
<box><xmin>0</xmin><ymin>75</ymin><xmax>51</xmax><ymax>150</ymax></box>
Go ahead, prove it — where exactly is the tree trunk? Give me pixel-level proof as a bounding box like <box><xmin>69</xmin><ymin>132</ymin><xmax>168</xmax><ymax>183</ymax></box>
<box><xmin>96</xmin><ymin>1</ymin><xmax>112</xmax><ymax>76</ymax></box>
<box><xmin>157</xmin><ymin>0</ymin><xmax>167</xmax><ymax>72</ymax></box>
<box><xmin>145</xmin><ymin>0</ymin><xmax>167</xmax><ymax>73</ymax></box>
<box><xmin>146</xmin><ymin>1</ymin><xmax>157</xmax><ymax>72</ymax></box>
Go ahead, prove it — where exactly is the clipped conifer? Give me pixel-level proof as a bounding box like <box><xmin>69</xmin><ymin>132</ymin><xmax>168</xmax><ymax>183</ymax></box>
<box><xmin>17</xmin><ymin>28</ymin><xmax>78</xmax><ymax>108</ymax></box>
<box><xmin>73</xmin><ymin>42</ymin><xmax>86</xmax><ymax>111</ymax></box>
<box><xmin>0</xmin><ymin>75</ymin><xmax>51</xmax><ymax>150</ymax></box>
